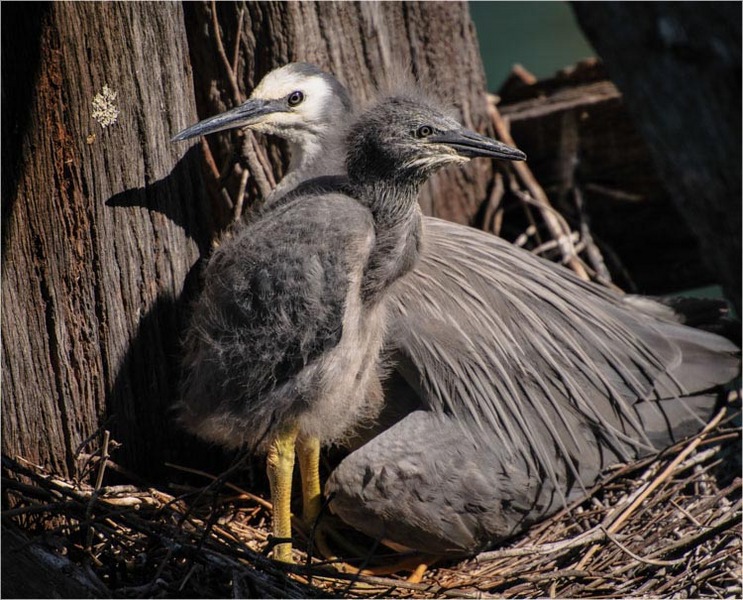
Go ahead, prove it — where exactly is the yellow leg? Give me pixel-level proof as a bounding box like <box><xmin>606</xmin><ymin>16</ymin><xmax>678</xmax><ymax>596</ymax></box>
<box><xmin>297</xmin><ymin>435</ymin><xmax>322</xmax><ymax>526</ymax></box>
<box><xmin>266</xmin><ymin>424</ymin><xmax>299</xmax><ymax>562</ymax></box>
<box><xmin>407</xmin><ymin>561</ymin><xmax>430</xmax><ymax>584</ymax></box>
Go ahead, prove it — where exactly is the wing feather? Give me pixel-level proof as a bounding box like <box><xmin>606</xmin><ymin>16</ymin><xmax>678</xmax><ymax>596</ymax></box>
<box><xmin>384</xmin><ymin>218</ymin><xmax>740</xmax><ymax>486</ymax></box>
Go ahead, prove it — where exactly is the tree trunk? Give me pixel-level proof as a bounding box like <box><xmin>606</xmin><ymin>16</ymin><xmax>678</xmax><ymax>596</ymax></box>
<box><xmin>571</xmin><ymin>3</ymin><xmax>742</xmax><ymax>311</ymax></box>
<box><xmin>2</xmin><ymin>2</ymin><xmax>211</xmax><ymax>479</ymax></box>
<box><xmin>2</xmin><ymin>2</ymin><xmax>494</xmax><ymax>481</ymax></box>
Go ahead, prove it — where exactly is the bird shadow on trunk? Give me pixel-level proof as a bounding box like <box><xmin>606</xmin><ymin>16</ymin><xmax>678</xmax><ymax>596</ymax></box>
<box><xmin>103</xmin><ymin>147</ymin><xmax>267</xmax><ymax>497</ymax></box>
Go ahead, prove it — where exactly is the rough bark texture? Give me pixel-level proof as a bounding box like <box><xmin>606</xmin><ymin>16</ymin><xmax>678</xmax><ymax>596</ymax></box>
<box><xmin>2</xmin><ymin>2</ymin><xmax>495</xmax><ymax>480</ymax></box>
<box><xmin>571</xmin><ymin>3</ymin><xmax>742</xmax><ymax>311</ymax></box>
<box><xmin>2</xmin><ymin>3</ymin><xmax>212</xmax><ymax>479</ymax></box>
<box><xmin>498</xmin><ymin>61</ymin><xmax>710</xmax><ymax>294</ymax></box>
<box><xmin>182</xmin><ymin>1</ymin><xmax>494</xmax><ymax>224</ymax></box>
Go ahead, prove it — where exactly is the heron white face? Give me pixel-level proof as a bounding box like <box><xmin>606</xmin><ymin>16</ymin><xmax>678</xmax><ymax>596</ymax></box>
<box><xmin>247</xmin><ymin>65</ymin><xmax>347</xmax><ymax>141</ymax></box>
<box><xmin>172</xmin><ymin>63</ymin><xmax>351</xmax><ymax>146</ymax></box>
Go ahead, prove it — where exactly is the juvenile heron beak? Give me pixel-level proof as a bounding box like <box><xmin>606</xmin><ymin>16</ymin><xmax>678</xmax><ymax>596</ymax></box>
<box><xmin>429</xmin><ymin>130</ymin><xmax>527</xmax><ymax>162</ymax></box>
<box><xmin>172</xmin><ymin>98</ymin><xmax>284</xmax><ymax>142</ymax></box>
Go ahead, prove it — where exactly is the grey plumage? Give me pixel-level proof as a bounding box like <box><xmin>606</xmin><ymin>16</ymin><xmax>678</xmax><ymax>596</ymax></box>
<box><xmin>174</xmin><ymin>73</ymin><xmax>527</xmax><ymax>561</ymax></box>
<box><xmin>179</xmin><ymin>190</ymin><xmax>380</xmax><ymax>450</ymax></box>
<box><xmin>327</xmin><ymin>219</ymin><xmax>738</xmax><ymax>554</ymax></box>
<box><xmin>174</xmin><ymin>64</ymin><xmax>740</xmax><ymax>558</ymax></box>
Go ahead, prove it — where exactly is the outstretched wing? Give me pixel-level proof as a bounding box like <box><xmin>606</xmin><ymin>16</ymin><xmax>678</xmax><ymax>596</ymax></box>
<box><xmin>385</xmin><ymin>218</ymin><xmax>740</xmax><ymax>488</ymax></box>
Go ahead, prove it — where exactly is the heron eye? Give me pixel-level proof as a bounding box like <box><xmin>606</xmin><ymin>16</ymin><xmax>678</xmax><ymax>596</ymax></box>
<box><xmin>416</xmin><ymin>125</ymin><xmax>434</xmax><ymax>138</ymax></box>
<box><xmin>288</xmin><ymin>91</ymin><xmax>304</xmax><ymax>107</ymax></box>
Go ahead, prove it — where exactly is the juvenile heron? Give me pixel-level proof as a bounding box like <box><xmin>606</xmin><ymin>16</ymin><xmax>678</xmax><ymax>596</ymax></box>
<box><xmin>174</xmin><ymin>64</ymin><xmax>739</xmax><ymax>556</ymax></box>
<box><xmin>175</xmin><ymin>80</ymin><xmax>526</xmax><ymax>561</ymax></box>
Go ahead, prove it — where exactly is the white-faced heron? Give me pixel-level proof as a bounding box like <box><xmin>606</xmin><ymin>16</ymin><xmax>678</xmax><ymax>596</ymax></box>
<box><xmin>173</xmin><ymin>77</ymin><xmax>527</xmax><ymax>561</ymax></box>
<box><xmin>174</xmin><ymin>64</ymin><xmax>740</xmax><ymax>558</ymax></box>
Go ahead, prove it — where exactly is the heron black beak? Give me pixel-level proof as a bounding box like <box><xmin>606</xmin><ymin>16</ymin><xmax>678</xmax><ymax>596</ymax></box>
<box><xmin>171</xmin><ymin>98</ymin><xmax>285</xmax><ymax>142</ymax></box>
<box><xmin>429</xmin><ymin>129</ymin><xmax>526</xmax><ymax>162</ymax></box>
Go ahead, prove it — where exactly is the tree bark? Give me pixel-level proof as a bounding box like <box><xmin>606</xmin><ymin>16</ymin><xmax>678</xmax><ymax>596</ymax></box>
<box><xmin>2</xmin><ymin>2</ymin><xmax>494</xmax><ymax>480</ymax></box>
<box><xmin>2</xmin><ymin>3</ymin><xmax>211</xmax><ymax>479</ymax></box>
<box><xmin>571</xmin><ymin>3</ymin><xmax>742</xmax><ymax>311</ymax></box>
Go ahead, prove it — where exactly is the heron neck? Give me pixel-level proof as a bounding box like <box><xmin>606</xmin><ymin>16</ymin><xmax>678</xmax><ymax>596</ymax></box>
<box><xmin>354</xmin><ymin>181</ymin><xmax>423</xmax><ymax>305</ymax></box>
<box><xmin>269</xmin><ymin>136</ymin><xmax>346</xmax><ymax>204</ymax></box>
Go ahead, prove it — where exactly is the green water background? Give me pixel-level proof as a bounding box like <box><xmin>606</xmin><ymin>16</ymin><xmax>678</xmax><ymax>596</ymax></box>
<box><xmin>469</xmin><ymin>1</ymin><xmax>595</xmax><ymax>89</ymax></box>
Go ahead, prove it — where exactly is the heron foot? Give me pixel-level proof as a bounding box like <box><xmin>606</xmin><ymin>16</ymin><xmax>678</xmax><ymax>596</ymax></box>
<box><xmin>266</xmin><ymin>424</ymin><xmax>299</xmax><ymax>563</ymax></box>
<box><xmin>309</xmin><ymin>517</ymin><xmax>438</xmax><ymax>579</ymax></box>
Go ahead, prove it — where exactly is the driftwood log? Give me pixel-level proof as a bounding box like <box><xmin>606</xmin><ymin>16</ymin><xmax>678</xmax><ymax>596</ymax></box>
<box><xmin>496</xmin><ymin>60</ymin><xmax>713</xmax><ymax>295</ymax></box>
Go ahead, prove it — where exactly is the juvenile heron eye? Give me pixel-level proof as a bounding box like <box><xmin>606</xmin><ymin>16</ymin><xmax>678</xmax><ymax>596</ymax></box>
<box><xmin>288</xmin><ymin>91</ymin><xmax>304</xmax><ymax>107</ymax></box>
<box><xmin>416</xmin><ymin>125</ymin><xmax>434</xmax><ymax>138</ymax></box>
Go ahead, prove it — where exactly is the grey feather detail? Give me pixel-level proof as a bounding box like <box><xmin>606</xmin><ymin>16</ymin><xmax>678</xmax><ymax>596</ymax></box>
<box><xmin>178</xmin><ymin>63</ymin><xmax>741</xmax><ymax>556</ymax></box>
<box><xmin>384</xmin><ymin>218</ymin><xmax>739</xmax><ymax>478</ymax></box>
<box><xmin>327</xmin><ymin>392</ymin><xmax>724</xmax><ymax>555</ymax></box>
<box><xmin>327</xmin><ymin>410</ymin><xmax>585</xmax><ymax>555</ymax></box>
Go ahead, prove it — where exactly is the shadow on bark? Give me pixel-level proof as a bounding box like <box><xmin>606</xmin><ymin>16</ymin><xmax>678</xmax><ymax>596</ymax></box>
<box><xmin>1</xmin><ymin>3</ymin><xmax>51</xmax><ymax>255</ymax></box>
<box><xmin>102</xmin><ymin>148</ymin><xmax>243</xmax><ymax>483</ymax></box>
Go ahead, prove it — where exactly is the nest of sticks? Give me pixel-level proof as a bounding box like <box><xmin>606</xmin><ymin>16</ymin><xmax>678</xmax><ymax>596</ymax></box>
<box><xmin>3</xmin><ymin>405</ymin><xmax>740</xmax><ymax>599</ymax></box>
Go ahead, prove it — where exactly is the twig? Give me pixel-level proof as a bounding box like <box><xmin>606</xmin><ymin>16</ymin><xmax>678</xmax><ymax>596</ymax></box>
<box><xmin>583</xmin><ymin>182</ymin><xmax>644</xmax><ymax>203</ymax></box>
<box><xmin>1</xmin><ymin>502</ymin><xmax>70</xmax><ymax>518</ymax></box>
<box><xmin>476</xmin><ymin>526</ymin><xmax>611</xmax><ymax>562</ymax></box>
<box><xmin>506</xmin><ymin>175</ymin><xmax>543</xmax><ymax>247</ymax></box>
<box><xmin>3</xmin><ymin>419</ymin><xmax>738</xmax><ymax>600</ymax></box>
<box><xmin>644</xmin><ymin>512</ymin><xmax>742</xmax><ymax>561</ymax></box>
<box><xmin>669</xmin><ymin>498</ymin><xmax>704</xmax><ymax>528</ymax></box>
<box><xmin>93</xmin><ymin>430</ymin><xmax>110</xmax><ymax>492</ymax></box>
<box><xmin>575</xmin><ymin>407</ymin><xmax>727</xmax><ymax>570</ymax></box>
<box><xmin>510</xmin><ymin>188</ymin><xmax>591</xmax><ymax>270</ymax></box>
<box><xmin>531</xmin><ymin>232</ymin><xmax>581</xmax><ymax>257</ymax></box>
<box><xmin>210</xmin><ymin>0</ymin><xmax>241</xmax><ymax>103</ymax></box>
<box><xmin>251</xmin><ymin>137</ymin><xmax>278</xmax><ymax>188</ymax></box>
<box><xmin>234</xmin><ymin>167</ymin><xmax>250</xmax><ymax>221</ymax></box>
<box><xmin>574</xmin><ymin>186</ymin><xmax>612</xmax><ymax>284</ymax></box>
<box><xmin>208</xmin><ymin>1</ymin><xmax>275</xmax><ymax>205</ymax></box>
<box><xmin>521</xmin><ymin>568</ymin><xmax>593</xmax><ymax>583</ymax></box>
<box><xmin>199</xmin><ymin>137</ymin><xmax>222</xmax><ymax>181</ymax></box>
<box><xmin>511</xmin><ymin>64</ymin><xmax>537</xmax><ymax>85</ymax></box>
<box><xmin>600</xmin><ymin>526</ymin><xmax>685</xmax><ymax>567</ymax></box>
<box><xmin>73</xmin><ymin>418</ymin><xmax>115</xmax><ymax>460</ymax></box>
<box><xmin>306</xmin><ymin>568</ymin><xmax>495</xmax><ymax>599</ymax></box>
<box><xmin>85</xmin><ymin>430</ymin><xmax>110</xmax><ymax>554</ymax></box>
<box><xmin>513</xmin><ymin>223</ymin><xmax>538</xmax><ymax>248</ymax></box>
<box><xmin>164</xmin><ymin>462</ymin><xmax>273</xmax><ymax>511</ymax></box>
<box><xmin>232</xmin><ymin>7</ymin><xmax>244</xmax><ymax>76</ymax></box>
<box><xmin>488</xmin><ymin>95</ymin><xmax>589</xmax><ymax>280</ymax></box>
<box><xmin>482</xmin><ymin>171</ymin><xmax>504</xmax><ymax>235</ymax></box>
<box><xmin>241</xmin><ymin>136</ymin><xmax>273</xmax><ymax>200</ymax></box>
